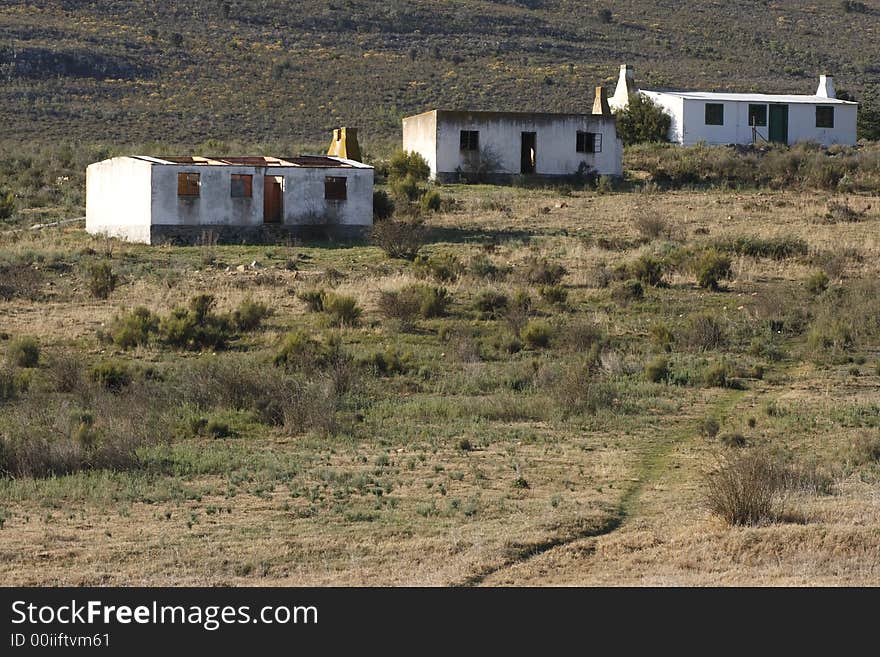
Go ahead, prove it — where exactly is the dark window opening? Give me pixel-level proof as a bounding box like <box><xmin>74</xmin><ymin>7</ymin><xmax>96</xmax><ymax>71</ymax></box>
<box><xmin>230</xmin><ymin>174</ymin><xmax>253</xmax><ymax>198</ymax></box>
<box><xmin>460</xmin><ymin>130</ymin><xmax>479</xmax><ymax>151</ymax></box>
<box><xmin>177</xmin><ymin>172</ymin><xmax>200</xmax><ymax>197</ymax></box>
<box><xmin>705</xmin><ymin>103</ymin><xmax>724</xmax><ymax>126</ymax></box>
<box><xmin>748</xmin><ymin>104</ymin><xmax>767</xmax><ymax>127</ymax></box>
<box><xmin>816</xmin><ymin>106</ymin><xmax>834</xmax><ymax>128</ymax></box>
<box><xmin>576</xmin><ymin>131</ymin><xmax>602</xmax><ymax>153</ymax></box>
<box><xmin>325</xmin><ymin>176</ymin><xmax>347</xmax><ymax>201</ymax></box>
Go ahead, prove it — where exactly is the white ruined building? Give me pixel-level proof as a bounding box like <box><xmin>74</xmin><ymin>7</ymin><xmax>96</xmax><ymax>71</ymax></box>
<box><xmin>609</xmin><ymin>64</ymin><xmax>858</xmax><ymax>147</ymax></box>
<box><xmin>402</xmin><ymin>88</ymin><xmax>623</xmax><ymax>182</ymax></box>
<box><xmin>86</xmin><ymin>154</ymin><xmax>373</xmax><ymax>245</ymax></box>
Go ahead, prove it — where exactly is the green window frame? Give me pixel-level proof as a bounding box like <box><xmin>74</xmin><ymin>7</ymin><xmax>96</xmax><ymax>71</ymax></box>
<box><xmin>748</xmin><ymin>104</ymin><xmax>767</xmax><ymax>127</ymax></box>
<box><xmin>816</xmin><ymin>106</ymin><xmax>834</xmax><ymax>128</ymax></box>
<box><xmin>705</xmin><ymin>103</ymin><xmax>724</xmax><ymax>126</ymax></box>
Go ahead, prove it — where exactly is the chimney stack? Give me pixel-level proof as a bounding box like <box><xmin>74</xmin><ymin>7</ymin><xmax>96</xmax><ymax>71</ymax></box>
<box><xmin>592</xmin><ymin>86</ymin><xmax>611</xmax><ymax>116</ymax></box>
<box><xmin>816</xmin><ymin>74</ymin><xmax>836</xmax><ymax>99</ymax></box>
<box><xmin>326</xmin><ymin>127</ymin><xmax>362</xmax><ymax>162</ymax></box>
<box><xmin>610</xmin><ymin>64</ymin><xmax>639</xmax><ymax>110</ymax></box>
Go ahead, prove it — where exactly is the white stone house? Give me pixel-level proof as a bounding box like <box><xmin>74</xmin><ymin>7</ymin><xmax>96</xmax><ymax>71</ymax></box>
<box><xmin>609</xmin><ymin>65</ymin><xmax>858</xmax><ymax>147</ymax></box>
<box><xmin>86</xmin><ymin>155</ymin><xmax>373</xmax><ymax>245</ymax></box>
<box><xmin>402</xmin><ymin>101</ymin><xmax>623</xmax><ymax>183</ymax></box>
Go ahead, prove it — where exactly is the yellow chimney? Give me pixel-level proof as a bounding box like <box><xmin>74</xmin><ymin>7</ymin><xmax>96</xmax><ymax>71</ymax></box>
<box><xmin>592</xmin><ymin>86</ymin><xmax>611</xmax><ymax>116</ymax></box>
<box><xmin>327</xmin><ymin>127</ymin><xmax>362</xmax><ymax>162</ymax></box>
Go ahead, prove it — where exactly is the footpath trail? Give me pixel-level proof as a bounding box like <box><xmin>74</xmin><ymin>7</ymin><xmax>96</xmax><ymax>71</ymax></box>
<box><xmin>458</xmin><ymin>389</ymin><xmax>748</xmax><ymax>587</ymax></box>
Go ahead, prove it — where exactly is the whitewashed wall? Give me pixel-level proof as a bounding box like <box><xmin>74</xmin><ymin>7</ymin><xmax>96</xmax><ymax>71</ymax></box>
<box><xmin>85</xmin><ymin>157</ymin><xmax>153</xmax><ymax>243</ymax></box>
<box><xmin>403</xmin><ymin>111</ymin><xmax>623</xmax><ymax>179</ymax></box>
<box><xmin>654</xmin><ymin>96</ymin><xmax>858</xmax><ymax>146</ymax></box>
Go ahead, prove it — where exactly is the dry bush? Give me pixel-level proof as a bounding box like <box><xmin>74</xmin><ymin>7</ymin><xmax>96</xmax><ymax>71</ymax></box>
<box><xmin>704</xmin><ymin>451</ymin><xmax>782</xmax><ymax>526</ymax></box>
<box><xmin>371</xmin><ymin>218</ymin><xmax>427</xmax><ymax>260</ymax></box>
<box><xmin>0</xmin><ymin>264</ymin><xmax>43</xmax><ymax>301</ymax></box>
<box><xmin>632</xmin><ymin>209</ymin><xmax>683</xmax><ymax>242</ymax></box>
<box><xmin>681</xmin><ymin>312</ymin><xmax>727</xmax><ymax>351</ymax></box>
<box><xmin>552</xmin><ymin>359</ymin><xmax>619</xmax><ymax>416</ymax></box>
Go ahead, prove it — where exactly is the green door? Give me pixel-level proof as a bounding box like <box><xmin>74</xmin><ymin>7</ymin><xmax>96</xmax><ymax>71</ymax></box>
<box><xmin>768</xmin><ymin>104</ymin><xmax>789</xmax><ymax>144</ymax></box>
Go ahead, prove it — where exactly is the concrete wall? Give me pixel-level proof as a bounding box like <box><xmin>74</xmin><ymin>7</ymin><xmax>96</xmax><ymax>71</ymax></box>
<box><xmin>652</xmin><ymin>95</ymin><xmax>858</xmax><ymax>146</ymax></box>
<box><xmin>402</xmin><ymin>111</ymin><xmax>438</xmax><ymax>177</ymax></box>
<box><xmin>403</xmin><ymin>111</ymin><xmax>623</xmax><ymax>180</ymax></box>
<box><xmin>86</xmin><ymin>158</ymin><xmax>373</xmax><ymax>245</ymax></box>
<box><xmin>85</xmin><ymin>157</ymin><xmax>153</xmax><ymax>243</ymax></box>
<box><xmin>150</xmin><ymin>165</ymin><xmax>373</xmax><ymax>228</ymax></box>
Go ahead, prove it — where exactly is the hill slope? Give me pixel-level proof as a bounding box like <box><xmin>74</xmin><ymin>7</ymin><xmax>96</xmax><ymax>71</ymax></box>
<box><xmin>1</xmin><ymin>0</ymin><xmax>879</xmax><ymax>147</ymax></box>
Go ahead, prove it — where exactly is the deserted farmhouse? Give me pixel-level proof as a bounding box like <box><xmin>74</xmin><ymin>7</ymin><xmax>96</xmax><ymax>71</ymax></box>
<box><xmin>85</xmin><ymin>65</ymin><xmax>859</xmax><ymax>245</ymax></box>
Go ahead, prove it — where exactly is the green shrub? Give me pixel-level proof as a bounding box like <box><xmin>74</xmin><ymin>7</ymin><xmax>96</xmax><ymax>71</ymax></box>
<box><xmin>390</xmin><ymin>174</ymin><xmax>424</xmax><ymax>202</ymax></box>
<box><xmin>360</xmin><ymin>348</ymin><xmax>413</xmax><ymax>376</ymax></box>
<box><xmin>0</xmin><ymin>367</ymin><xmax>22</xmax><ymax>402</ymax></box>
<box><xmin>414</xmin><ymin>253</ymin><xmax>461</xmax><ymax>282</ymax></box>
<box><xmin>712</xmin><ymin>235</ymin><xmax>809</xmax><ymax>261</ymax></box>
<box><xmin>373</xmin><ymin>189</ymin><xmax>395</xmax><ymax>221</ymax></box>
<box><xmin>388</xmin><ymin>150</ymin><xmax>430</xmax><ymax>183</ymax></box>
<box><xmin>7</xmin><ymin>337</ymin><xmax>40</xmax><ymax>368</ymax></box>
<box><xmin>650</xmin><ymin>322</ymin><xmax>675</xmax><ymax>352</ymax></box>
<box><xmin>702</xmin><ymin>361</ymin><xmax>730</xmax><ymax>388</ymax></box>
<box><xmin>474</xmin><ymin>290</ymin><xmax>508</xmax><ymax>317</ymax></box>
<box><xmin>539</xmin><ymin>284</ymin><xmax>567</xmax><ymax>305</ymax></box>
<box><xmin>611</xmin><ymin>279</ymin><xmax>644</xmax><ymax>305</ymax></box>
<box><xmin>629</xmin><ymin>254</ymin><xmax>665</xmax><ymax>287</ymax></box>
<box><xmin>614</xmin><ymin>94</ymin><xmax>671</xmax><ymax>145</ymax></box>
<box><xmin>847</xmin><ymin>434</ymin><xmax>880</xmax><ymax>466</ymax></box>
<box><xmin>806</xmin><ymin>317</ymin><xmax>854</xmax><ymax>359</ymax></box>
<box><xmin>692</xmin><ymin>249</ymin><xmax>732</xmax><ymax>290</ymax></box>
<box><xmin>274</xmin><ymin>330</ymin><xmax>342</xmax><ymax>371</ymax></box>
<box><xmin>522</xmin><ymin>320</ymin><xmax>553</xmax><ymax>348</ymax></box>
<box><xmin>88</xmin><ymin>261</ymin><xmax>118</xmax><ymax>299</ymax></box>
<box><xmin>644</xmin><ymin>355</ymin><xmax>669</xmax><ymax>383</ymax></box>
<box><xmin>554</xmin><ymin>361</ymin><xmax>619</xmax><ymax>415</ymax></box>
<box><xmin>806</xmin><ymin>270</ymin><xmax>830</xmax><ymax>295</ymax></box>
<box><xmin>322</xmin><ymin>293</ymin><xmax>362</xmax><ymax>327</ymax></box>
<box><xmin>158</xmin><ymin>295</ymin><xmax>234</xmax><ymax>351</ymax></box>
<box><xmin>412</xmin><ymin>284</ymin><xmax>450</xmax><ymax>318</ymax></box>
<box><xmin>420</xmin><ymin>189</ymin><xmax>442</xmax><ymax>212</ymax></box>
<box><xmin>232</xmin><ymin>298</ymin><xmax>272</xmax><ymax>331</ymax></box>
<box><xmin>0</xmin><ymin>189</ymin><xmax>15</xmax><ymax>221</ymax></box>
<box><xmin>89</xmin><ymin>360</ymin><xmax>132</xmax><ymax>391</ymax></box>
<box><xmin>298</xmin><ymin>289</ymin><xmax>326</xmax><ymax>312</ymax></box>
<box><xmin>112</xmin><ymin>307</ymin><xmax>160</xmax><ymax>349</ymax></box>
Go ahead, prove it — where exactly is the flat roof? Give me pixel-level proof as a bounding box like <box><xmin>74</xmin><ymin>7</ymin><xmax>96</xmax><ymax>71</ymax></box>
<box><xmin>126</xmin><ymin>155</ymin><xmax>370</xmax><ymax>168</ymax></box>
<box><xmin>642</xmin><ymin>90</ymin><xmax>857</xmax><ymax>105</ymax></box>
<box><xmin>404</xmin><ymin>109</ymin><xmax>610</xmax><ymax>120</ymax></box>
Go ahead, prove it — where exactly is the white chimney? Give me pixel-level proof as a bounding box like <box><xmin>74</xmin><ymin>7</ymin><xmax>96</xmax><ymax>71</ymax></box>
<box><xmin>816</xmin><ymin>74</ymin><xmax>836</xmax><ymax>99</ymax></box>
<box><xmin>610</xmin><ymin>64</ymin><xmax>639</xmax><ymax>110</ymax></box>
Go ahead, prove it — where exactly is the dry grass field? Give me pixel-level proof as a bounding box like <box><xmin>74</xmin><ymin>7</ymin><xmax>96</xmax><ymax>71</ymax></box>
<box><xmin>1</xmin><ymin>181</ymin><xmax>880</xmax><ymax>586</ymax></box>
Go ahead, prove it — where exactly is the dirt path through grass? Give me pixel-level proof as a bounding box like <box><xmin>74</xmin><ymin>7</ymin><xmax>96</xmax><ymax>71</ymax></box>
<box><xmin>461</xmin><ymin>389</ymin><xmax>748</xmax><ymax>586</ymax></box>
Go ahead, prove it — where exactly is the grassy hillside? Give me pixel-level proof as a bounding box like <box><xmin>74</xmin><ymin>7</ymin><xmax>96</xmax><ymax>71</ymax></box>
<box><xmin>2</xmin><ymin>0</ymin><xmax>880</xmax><ymax>147</ymax></box>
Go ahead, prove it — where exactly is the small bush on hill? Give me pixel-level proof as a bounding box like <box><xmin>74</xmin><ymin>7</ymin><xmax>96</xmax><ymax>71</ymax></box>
<box><xmin>298</xmin><ymin>289</ymin><xmax>326</xmax><ymax>312</ymax></box>
<box><xmin>691</xmin><ymin>249</ymin><xmax>732</xmax><ymax>290</ymax></box>
<box><xmin>474</xmin><ymin>290</ymin><xmax>508</xmax><ymax>318</ymax></box>
<box><xmin>611</xmin><ymin>279</ymin><xmax>644</xmax><ymax>305</ymax></box>
<box><xmin>7</xmin><ymin>337</ymin><xmax>40</xmax><ymax>368</ymax></box>
<box><xmin>704</xmin><ymin>451</ymin><xmax>782</xmax><ymax>526</ymax></box>
<box><xmin>89</xmin><ymin>360</ymin><xmax>132</xmax><ymax>391</ymax></box>
<box><xmin>88</xmin><ymin>261</ymin><xmax>118</xmax><ymax>299</ymax></box>
<box><xmin>682</xmin><ymin>312</ymin><xmax>727</xmax><ymax>351</ymax></box>
<box><xmin>373</xmin><ymin>189</ymin><xmax>395</xmax><ymax>221</ymax></box>
<box><xmin>322</xmin><ymin>293</ymin><xmax>362</xmax><ymax>327</ymax></box>
<box><xmin>522</xmin><ymin>320</ymin><xmax>553</xmax><ymax>348</ymax></box>
<box><xmin>372</xmin><ymin>219</ymin><xmax>427</xmax><ymax>260</ymax></box>
<box><xmin>112</xmin><ymin>307</ymin><xmax>160</xmax><ymax>349</ymax></box>
<box><xmin>232</xmin><ymin>298</ymin><xmax>272</xmax><ymax>331</ymax></box>
<box><xmin>388</xmin><ymin>150</ymin><xmax>430</xmax><ymax>183</ymax></box>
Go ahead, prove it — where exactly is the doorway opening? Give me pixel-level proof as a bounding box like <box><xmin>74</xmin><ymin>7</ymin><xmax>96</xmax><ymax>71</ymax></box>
<box><xmin>768</xmin><ymin>104</ymin><xmax>789</xmax><ymax>145</ymax></box>
<box><xmin>263</xmin><ymin>176</ymin><xmax>283</xmax><ymax>224</ymax></box>
<box><xmin>520</xmin><ymin>132</ymin><xmax>536</xmax><ymax>174</ymax></box>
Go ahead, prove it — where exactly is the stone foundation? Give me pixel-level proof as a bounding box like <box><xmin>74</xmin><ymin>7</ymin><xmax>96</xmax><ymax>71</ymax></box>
<box><xmin>149</xmin><ymin>223</ymin><xmax>371</xmax><ymax>246</ymax></box>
